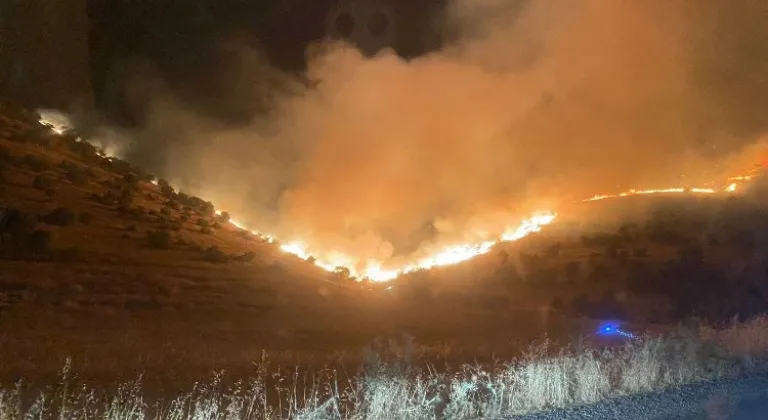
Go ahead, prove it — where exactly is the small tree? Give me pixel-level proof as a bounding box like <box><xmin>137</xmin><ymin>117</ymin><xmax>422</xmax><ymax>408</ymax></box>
<box><xmin>23</xmin><ymin>154</ymin><xmax>51</xmax><ymax>172</ymax></box>
<box><xmin>219</xmin><ymin>212</ymin><xmax>231</xmax><ymax>223</ymax></box>
<box><xmin>65</xmin><ymin>167</ymin><xmax>88</xmax><ymax>186</ymax></box>
<box><xmin>200</xmin><ymin>201</ymin><xmax>215</xmax><ymax>218</ymax></box>
<box><xmin>0</xmin><ymin>145</ymin><xmax>12</xmax><ymax>162</ymax></box>
<box><xmin>78</xmin><ymin>212</ymin><xmax>94</xmax><ymax>225</ymax></box>
<box><xmin>233</xmin><ymin>251</ymin><xmax>255</xmax><ymax>262</ymax></box>
<box><xmin>43</xmin><ymin>207</ymin><xmax>77</xmax><ymax>226</ymax></box>
<box><xmin>203</xmin><ymin>245</ymin><xmax>229</xmax><ymax>263</ymax></box>
<box><xmin>32</xmin><ymin>174</ymin><xmax>52</xmax><ymax>190</ymax></box>
<box><xmin>158</xmin><ymin>179</ymin><xmax>174</xmax><ymax>196</ymax></box>
<box><xmin>118</xmin><ymin>186</ymin><xmax>134</xmax><ymax>208</ymax></box>
<box><xmin>146</xmin><ymin>229</ymin><xmax>172</xmax><ymax>249</ymax></box>
<box><xmin>123</xmin><ymin>173</ymin><xmax>138</xmax><ymax>188</ymax></box>
<box><xmin>25</xmin><ymin>229</ymin><xmax>53</xmax><ymax>256</ymax></box>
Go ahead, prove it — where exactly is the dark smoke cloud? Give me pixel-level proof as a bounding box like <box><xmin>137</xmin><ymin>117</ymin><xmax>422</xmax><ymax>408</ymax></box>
<box><xmin>97</xmin><ymin>0</ymin><xmax>768</xmax><ymax>271</ymax></box>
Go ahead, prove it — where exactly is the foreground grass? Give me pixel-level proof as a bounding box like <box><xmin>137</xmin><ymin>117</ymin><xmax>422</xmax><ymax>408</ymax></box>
<box><xmin>2</xmin><ymin>317</ymin><xmax>768</xmax><ymax>420</ymax></box>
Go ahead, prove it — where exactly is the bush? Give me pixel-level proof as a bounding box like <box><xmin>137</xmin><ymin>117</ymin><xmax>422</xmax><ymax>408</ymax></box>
<box><xmin>199</xmin><ymin>201</ymin><xmax>215</xmax><ymax>218</ymax></box>
<box><xmin>0</xmin><ymin>145</ymin><xmax>13</xmax><ymax>162</ymax></box>
<box><xmin>211</xmin><ymin>221</ymin><xmax>221</xmax><ymax>230</ymax></box>
<box><xmin>160</xmin><ymin>206</ymin><xmax>171</xmax><ymax>216</ymax></box>
<box><xmin>57</xmin><ymin>245</ymin><xmax>85</xmax><ymax>262</ymax></box>
<box><xmin>200</xmin><ymin>226</ymin><xmax>212</xmax><ymax>235</ymax></box>
<box><xmin>157</xmin><ymin>179</ymin><xmax>175</xmax><ymax>196</ymax></box>
<box><xmin>122</xmin><ymin>173</ymin><xmax>139</xmax><ymax>188</ymax></box>
<box><xmin>22</xmin><ymin>154</ymin><xmax>51</xmax><ymax>172</ymax></box>
<box><xmin>218</xmin><ymin>211</ymin><xmax>231</xmax><ymax>223</ymax></box>
<box><xmin>43</xmin><ymin>207</ymin><xmax>77</xmax><ymax>226</ymax></box>
<box><xmin>118</xmin><ymin>186</ymin><xmax>134</xmax><ymax>207</ymax></box>
<box><xmin>146</xmin><ymin>229</ymin><xmax>172</xmax><ymax>249</ymax></box>
<box><xmin>78</xmin><ymin>212</ymin><xmax>94</xmax><ymax>225</ymax></box>
<box><xmin>197</xmin><ymin>219</ymin><xmax>209</xmax><ymax>228</ymax></box>
<box><xmin>164</xmin><ymin>200</ymin><xmax>180</xmax><ymax>211</ymax></box>
<box><xmin>25</xmin><ymin>229</ymin><xmax>52</xmax><ymax>255</ymax></box>
<box><xmin>203</xmin><ymin>245</ymin><xmax>229</xmax><ymax>263</ymax></box>
<box><xmin>64</xmin><ymin>166</ymin><xmax>88</xmax><ymax>186</ymax></box>
<box><xmin>98</xmin><ymin>190</ymin><xmax>117</xmax><ymax>205</ymax></box>
<box><xmin>544</xmin><ymin>242</ymin><xmax>562</xmax><ymax>258</ymax></box>
<box><xmin>233</xmin><ymin>251</ymin><xmax>255</xmax><ymax>262</ymax></box>
<box><xmin>677</xmin><ymin>243</ymin><xmax>704</xmax><ymax>265</ymax></box>
<box><xmin>32</xmin><ymin>175</ymin><xmax>52</xmax><ymax>190</ymax></box>
<box><xmin>0</xmin><ymin>208</ymin><xmax>39</xmax><ymax>248</ymax></box>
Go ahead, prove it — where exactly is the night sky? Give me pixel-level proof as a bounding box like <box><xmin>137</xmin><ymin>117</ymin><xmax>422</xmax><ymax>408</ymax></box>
<box><xmin>87</xmin><ymin>0</ymin><xmax>453</xmax><ymax>124</ymax></box>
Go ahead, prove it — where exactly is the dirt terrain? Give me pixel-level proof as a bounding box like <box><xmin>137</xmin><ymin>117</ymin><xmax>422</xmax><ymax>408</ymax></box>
<box><xmin>1</xmin><ymin>103</ymin><xmax>767</xmax><ymax>396</ymax></box>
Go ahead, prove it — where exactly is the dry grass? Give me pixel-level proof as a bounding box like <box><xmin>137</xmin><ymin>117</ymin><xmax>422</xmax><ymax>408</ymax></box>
<box><xmin>2</xmin><ymin>316</ymin><xmax>768</xmax><ymax>420</ymax></box>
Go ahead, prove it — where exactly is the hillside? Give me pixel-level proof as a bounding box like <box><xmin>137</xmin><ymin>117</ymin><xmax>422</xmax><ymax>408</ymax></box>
<box><xmin>3</xmin><ymin>102</ymin><xmax>768</xmax><ymax>396</ymax></box>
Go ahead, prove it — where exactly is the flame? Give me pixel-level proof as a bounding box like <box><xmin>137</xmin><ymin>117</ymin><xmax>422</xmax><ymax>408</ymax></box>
<box><xmin>36</xmin><ymin>113</ymin><xmax>762</xmax><ymax>284</ymax></box>
<box><xmin>583</xmin><ymin>186</ymin><xmax>721</xmax><ymax>202</ymax></box>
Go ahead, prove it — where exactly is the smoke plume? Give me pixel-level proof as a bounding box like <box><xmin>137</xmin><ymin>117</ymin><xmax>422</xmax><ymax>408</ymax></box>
<box><xmin>98</xmin><ymin>0</ymin><xmax>768</xmax><ymax>271</ymax></box>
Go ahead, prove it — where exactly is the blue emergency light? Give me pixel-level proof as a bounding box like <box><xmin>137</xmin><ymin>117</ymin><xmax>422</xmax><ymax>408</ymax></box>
<box><xmin>596</xmin><ymin>321</ymin><xmax>637</xmax><ymax>339</ymax></box>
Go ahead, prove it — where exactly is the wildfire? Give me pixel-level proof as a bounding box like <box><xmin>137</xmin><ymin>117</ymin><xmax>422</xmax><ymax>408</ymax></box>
<box><xmin>35</xmin><ymin>113</ymin><xmax>762</xmax><ymax>284</ymax></box>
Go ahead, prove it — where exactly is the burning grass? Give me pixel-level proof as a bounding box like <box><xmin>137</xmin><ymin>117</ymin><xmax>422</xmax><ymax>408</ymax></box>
<box><xmin>2</xmin><ymin>316</ymin><xmax>768</xmax><ymax>419</ymax></box>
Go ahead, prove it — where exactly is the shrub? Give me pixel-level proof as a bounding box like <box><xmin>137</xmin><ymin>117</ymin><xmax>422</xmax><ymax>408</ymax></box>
<box><xmin>160</xmin><ymin>206</ymin><xmax>171</xmax><ymax>216</ymax></box>
<box><xmin>544</xmin><ymin>242</ymin><xmax>562</xmax><ymax>258</ymax></box>
<box><xmin>43</xmin><ymin>207</ymin><xmax>77</xmax><ymax>226</ymax></box>
<box><xmin>197</xmin><ymin>219</ymin><xmax>209</xmax><ymax>228</ymax></box>
<box><xmin>78</xmin><ymin>212</ymin><xmax>94</xmax><ymax>225</ymax></box>
<box><xmin>203</xmin><ymin>245</ymin><xmax>228</xmax><ymax>263</ymax></box>
<box><xmin>0</xmin><ymin>208</ymin><xmax>39</xmax><ymax>247</ymax></box>
<box><xmin>0</xmin><ymin>145</ymin><xmax>13</xmax><ymax>162</ymax></box>
<box><xmin>157</xmin><ymin>179</ymin><xmax>174</xmax><ymax>196</ymax></box>
<box><xmin>211</xmin><ymin>221</ymin><xmax>221</xmax><ymax>230</ymax></box>
<box><xmin>122</xmin><ymin>173</ymin><xmax>138</xmax><ymax>188</ymax></box>
<box><xmin>233</xmin><ymin>251</ymin><xmax>255</xmax><ymax>262</ymax></box>
<box><xmin>98</xmin><ymin>190</ymin><xmax>117</xmax><ymax>205</ymax></box>
<box><xmin>118</xmin><ymin>186</ymin><xmax>134</xmax><ymax>207</ymax></box>
<box><xmin>564</xmin><ymin>261</ymin><xmax>581</xmax><ymax>282</ymax></box>
<box><xmin>146</xmin><ymin>229</ymin><xmax>172</xmax><ymax>249</ymax></box>
<box><xmin>65</xmin><ymin>167</ymin><xmax>88</xmax><ymax>186</ymax></box>
<box><xmin>200</xmin><ymin>226</ymin><xmax>212</xmax><ymax>235</ymax></box>
<box><xmin>677</xmin><ymin>243</ymin><xmax>704</xmax><ymax>265</ymax></box>
<box><xmin>199</xmin><ymin>201</ymin><xmax>215</xmax><ymax>218</ymax></box>
<box><xmin>164</xmin><ymin>200</ymin><xmax>180</xmax><ymax>211</ymax></box>
<box><xmin>25</xmin><ymin>229</ymin><xmax>52</xmax><ymax>255</ymax></box>
<box><xmin>22</xmin><ymin>154</ymin><xmax>51</xmax><ymax>172</ymax></box>
<box><xmin>32</xmin><ymin>175</ymin><xmax>52</xmax><ymax>190</ymax></box>
<box><xmin>57</xmin><ymin>245</ymin><xmax>85</xmax><ymax>262</ymax></box>
<box><xmin>218</xmin><ymin>211</ymin><xmax>231</xmax><ymax>223</ymax></box>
